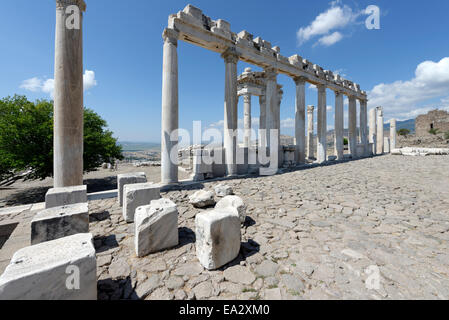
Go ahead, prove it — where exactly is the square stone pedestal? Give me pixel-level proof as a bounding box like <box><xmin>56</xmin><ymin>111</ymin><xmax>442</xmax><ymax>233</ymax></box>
<box><xmin>0</xmin><ymin>233</ymin><xmax>97</xmax><ymax>300</ymax></box>
<box><xmin>117</xmin><ymin>172</ymin><xmax>147</xmax><ymax>206</ymax></box>
<box><xmin>123</xmin><ymin>183</ymin><xmax>161</xmax><ymax>223</ymax></box>
<box><xmin>31</xmin><ymin>203</ymin><xmax>89</xmax><ymax>245</ymax></box>
<box><xmin>45</xmin><ymin>185</ymin><xmax>87</xmax><ymax>209</ymax></box>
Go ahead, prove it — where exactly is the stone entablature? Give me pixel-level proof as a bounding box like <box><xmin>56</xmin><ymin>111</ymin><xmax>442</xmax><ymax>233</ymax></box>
<box><xmin>168</xmin><ymin>4</ymin><xmax>367</xmax><ymax>100</ymax></box>
<box><xmin>160</xmin><ymin>4</ymin><xmax>370</xmax><ymax>184</ymax></box>
<box><xmin>416</xmin><ymin>109</ymin><xmax>449</xmax><ymax>136</ymax></box>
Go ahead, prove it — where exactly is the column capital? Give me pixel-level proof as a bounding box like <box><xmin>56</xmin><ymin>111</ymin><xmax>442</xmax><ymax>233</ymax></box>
<box><xmin>162</xmin><ymin>28</ymin><xmax>180</xmax><ymax>46</ymax></box>
<box><xmin>56</xmin><ymin>0</ymin><xmax>86</xmax><ymax>11</ymax></box>
<box><xmin>264</xmin><ymin>67</ymin><xmax>278</xmax><ymax>81</ymax></box>
<box><xmin>307</xmin><ymin>105</ymin><xmax>315</xmax><ymax>113</ymax></box>
<box><xmin>221</xmin><ymin>47</ymin><xmax>240</xmax><ymax>64</ymax></box>
<box><xmin>348</xmin><ymin>95</ymin><xmax>357</xmax><ymax>102</ymax></box>
<box><xmin>243</xmin><ymin>94</ymin><xmax>251</xmax><ymax>104</ymax></box>
<box><xmin>293</xmin><ymin>76</ymin><xmax>307</xmax><ymax>86</ymax></box>
<box><xmin>333</xmin><ymin>89</ymin><xmax>344</xmax><ymax>96</ymax></box>
<box><xmin>359</xmin><ymin>98</ymin><xmax>368</xmax><ymax>105</ymax></box>
<box><xmin>316</xmin><ymin>83</ymin><xmax>326</xmax><ymax>92</ymax></box>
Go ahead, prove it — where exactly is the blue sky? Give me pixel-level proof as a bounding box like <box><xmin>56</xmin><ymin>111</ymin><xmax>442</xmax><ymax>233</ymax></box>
<box><xmin>1</xmin><ymin>0</ymin><xmax>449</xmax><ymax>142</ymax></box>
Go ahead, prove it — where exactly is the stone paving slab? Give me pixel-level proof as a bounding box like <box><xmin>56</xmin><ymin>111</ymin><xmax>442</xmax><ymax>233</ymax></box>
<box><xmin>2</xmin><ymin>155</ymin><xmax>449</xmax><ymax>300</ymax></box>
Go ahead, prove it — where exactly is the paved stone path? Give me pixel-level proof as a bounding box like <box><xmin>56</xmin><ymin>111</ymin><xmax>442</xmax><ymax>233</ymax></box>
<box><xmin>2</xmin><ymin>155</ymin><xmax>449</xmax><ymax>299</ymax></box>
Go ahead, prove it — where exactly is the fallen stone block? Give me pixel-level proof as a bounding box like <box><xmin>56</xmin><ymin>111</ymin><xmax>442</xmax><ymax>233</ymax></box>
<box><xmin>195</xmin><ymin>208</ymin><xmax>241</xmax><ymax>270</ymax></box>
<box><xmin>117</xmin><ymin>172</ymin><xmax>147</xmax><ymax>206</ymax></box>
<box><xmin>215</xmin><ymin>195</ymin><xmax>246</xmax><ymax>224</ymax></box>
<box><xmin>135</xmin><ymin>198</ymin><xmax>179</xmax><ymax>257</ymax></box>
<box><xmin>45</xmin><ymin>185</ymin><xmax>87</xmax><ymax>209</ymax></box>
<box><xmin>214</xmin><ymin>184</ymin><xmax>233</xmax><ymax>197</ymax></box>
<box><xmin>31</xmin><ymin>203</ymin><xmax>89</xmax><ymax>245</ymax></box>
<box><xmin>123</xmin><ymin>183</ymin><xmax>160</xmax><ymax>223</ymax></box>
<box><xmin>189</xmin><ymin>190</ymin><xmax>215</xmax><ymax>208</ymax></box>
<box><xmin>0</xmin><ymin>233</ymin><xmax>97</xmax><ymax>300</ymax></box>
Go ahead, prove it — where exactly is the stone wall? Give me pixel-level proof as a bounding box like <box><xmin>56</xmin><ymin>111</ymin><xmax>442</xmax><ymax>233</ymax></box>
<box><xmin>415</xmin><ymin>109</ymin><xmax>449</xmax><ymax>136</ymax></box>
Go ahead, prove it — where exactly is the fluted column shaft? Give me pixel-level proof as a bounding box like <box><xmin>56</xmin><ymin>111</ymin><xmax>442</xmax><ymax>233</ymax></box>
<box><xmin>376</xmin><ymin>107</ymin><xmax>384</xmax><ymax>154</ymax></box>
<box><xmin>54</xmin><ymin>0</ymin><xmax>86</xmax><ymax>187</ymax></box>
<box><xmin>259</xmin><ymin>95</ymin><xmax>267</xmax><ymax>149</ymax></box>
<box><xmin>317</xmin><ymin>85</ymin><xmax>327</xmax><ymax>163</ymax></box>
<box><xmin>161</xmin><ymin>29</ymin><xmax>180</xmax><ymax>184</ymax></box>
<box><xmin>369</xmin><ymin>108</ymin><xmax>377</xmax><ymax>155</ymax></box>
<box><xmin>243</xmin><ymin>94</ymin><xmax>251</xmax><ymax>148</ymax></box>
<box><xmin>360</xmin><ymin>99</ymin><xmax>368</xmax><ymax>156</ymax></box>
<box><xmin>222</xmin><ymin>48</ymin><xmax>239</xmax><ymax>176</ymax></box>
<box><xmin>334</xmin><ymin>91</ymin><xmax>344</xmax><ymax>160</ymax></box>
<box><xmin>294</xmin><ymin>77</ymin><xmax>306</xmax><ymax>164</ymax></box>
<box><xmin>264</xmin><ymin>68</ymin><xmax>278</xmax><ymax>151</ymax></box>
<box><xmin>348</xmin><ymin>96</ymin><xmax>357</xmax><ymax>158</ymax></box>
<box><xmin>307</xmin><ymin>106</ymin><xmax>315</xmax><ymax>160</ymax></box>
<box><xmin>390</xmin><ymin>119</ymin><xmax>397</xmax><ymax>151</ymax></box>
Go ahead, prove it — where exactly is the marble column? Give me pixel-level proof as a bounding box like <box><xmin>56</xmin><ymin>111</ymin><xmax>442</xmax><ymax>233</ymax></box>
<box><xmin>376</xmin><ymin>106</ymin><xmax>384</xmax><ymax>154</ymax></box>
<box><xmin>316</xmin><ymin>85</ymin><xmax>327</xmax><ymax>163</ymax></box>
<box><xmin>54</xmin><ymin>0</ymin><xmax>86</xmax><ymax>188</ymax></box>
<box><xmin>161</xmin><ymin>29</ymin><xmax>180</xmax><ymax>185</ymax></box>
<box><xmin>348</xmin><ymin>96</ymin><xmax>357</xmax><ymax>158</ymax></box>
<box><xmin>294</xmin><ymin>77</ymin><xmax>306</xmax><ymax>164</ymax></box>
<box><xmin>259</xmin><ymin>94</ymin><xmax>267</xmax><ymax>149</ymax></box>
<box><xmin>390</xmin><ymin>119</ymin><xmax>397</xmax><ymax>151</ymax></box>
<box><xmin>334</xmin><ymin>91</ymin><xmax>344</xmax><ymax>160</ymax></box>
<box><xmin>369</xmin><ymin>108</ymin><xmax>377</xmax><ymax>155</ymax></box>
<box><xmin>243</xmin><ymin>94</ymin><xmax>251</xmax><ymax>148</ymax></box>
<box><xmin>307</xmin><ymin>105</ymin><xmax>315</xmax><ymax>160</ymax></box>
<box><xmin>360</xmin><ymin>99</ymin><xmax>368</xmax><ymax>156</ymax></box>
<box><xmin>222</xmin><ymin>48</ymin><xmax>239</xmax><ymax>176</ymax></box>
<box><xmin>264</xmin><ymin>68</ymin><xmax>278</xmax><ymax>151</ymax></box>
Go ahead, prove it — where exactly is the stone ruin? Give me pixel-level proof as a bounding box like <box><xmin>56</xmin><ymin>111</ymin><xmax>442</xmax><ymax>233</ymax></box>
<box><xmin>415</xmin><ymin>109</ymin><xmax>449</xmax><ymax>136</ymax></box>
<box><xmin>0</xmin><ymin>2</ymin><xmax>397</xmax><ymax>300</ymax></box>
<box><xmin>160</xmin><ymin>4</ymin><xmax>372</xmax><ymax>185</ymax></box>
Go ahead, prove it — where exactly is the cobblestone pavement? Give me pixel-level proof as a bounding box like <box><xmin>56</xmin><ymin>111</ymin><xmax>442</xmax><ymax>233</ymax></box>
<box><xmin>2</xmin><ymin>155</ymin><xmax>449</xmax><ymax>300</ymax></box>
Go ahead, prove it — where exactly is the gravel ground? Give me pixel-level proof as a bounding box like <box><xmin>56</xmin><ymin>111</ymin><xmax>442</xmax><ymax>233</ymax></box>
<box><xmin>1</xmin><ymin>155</ymin><xmax>449</xmax><ymax>300</ymax></box>
<box><xmin>0</xmin><ymin>164</ymin><xmax>190</xmax><ymax>208</ymax></box>
<box><xmin>88</xmin><ymin>155</ymin><xmax>449</xmax><ymax>300</ymax></box>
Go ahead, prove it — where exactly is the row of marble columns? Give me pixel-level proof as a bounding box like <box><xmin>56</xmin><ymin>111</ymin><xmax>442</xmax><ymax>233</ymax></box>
<box><xmin>160</xmin><ymin>32</ymin><xmax>370</xmax><ymax>184</ymax></box>
<box><xmin>239</xmin><ymin>81</ymin><xmax>369</xmax><ymax>166</ymax></box>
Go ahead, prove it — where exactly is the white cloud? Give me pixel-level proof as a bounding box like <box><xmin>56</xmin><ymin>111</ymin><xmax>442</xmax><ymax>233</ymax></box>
<box><xmin>297</xmin><ymin>1</ymin><xmax>361</xmax><ymax>47</ymax></box>
<box><xmin>83</xmin><ymin>70</ymin><xmax>97</xmax><ymax>90</ymax></box>
<box><xmin>327</xmin><ymin>105</ymin><xmax>333</xmax><ymax>111</ymax></box>
<box><xmin>317</xmin><ymin>31</ymin><xmax>343</xmax><ymax>46</ymax></box>
<box><xmin>20</xmin><ymin>70</ymin><xmax>98</xmax><ymax>98</ymax></box>
<box><xmin>20</xmin><ymin>77</ymin><xmax>43</xmax><ymax>92</ymax></box>
<box><xmin>281</xmin><ymin>118</ymin><xmax>295</xmax><ymax>129</ymax></box>
<box><xmin>368</xmin><ymin>57</ymin><xmax>449</xmax><ymax>120</ymax></box>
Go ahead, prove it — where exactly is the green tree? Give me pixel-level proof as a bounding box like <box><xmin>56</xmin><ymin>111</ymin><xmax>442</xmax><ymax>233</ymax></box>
<box><xmin>445</xmin><ymin>131</ymin><xmax>449</xmax><ymax>140</ymax></box>
<box><xmin>397</xmin><ymin>128</ymin><xmax>410</xmax><ymax>136</ymax></box>
<box><xmin>428</xmin><ymin>128</ymin><xmax>439</xmax><ymax>135</ymax></box>
<box><xmin>0</xmin><ymin>95</ymin><xmax>123</xmax><ymax>181</ymax></box>
<box><xmin>343</xmin><ymin>137</ymin><xmax>348</xmax><ymax>146</ymax></box>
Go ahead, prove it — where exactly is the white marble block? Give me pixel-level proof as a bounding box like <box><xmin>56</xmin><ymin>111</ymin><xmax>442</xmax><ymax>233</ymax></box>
<box><xmin>214</xmin><ymin>184</ymin><xmax>233</xmax><ymax>197</ymax></box>
<box><xmin>189</xmin><ymin>190</ymin><xmax>215</xmax><ymax>208</ymax></box>
<box><xmin>117</xmin><ymin>172</ymin><xmax>147</xmax><ymax>206</ymax></box>
<box><xmin>0</xmin><ymin>233</ymin><xmax>97</xmax><ymax>300</ymax></box>
<box><xmin>215</xmin><ymin>195</ymin><xmax>246</xmax><ymax>224</ymax></box>
<box><xmin>45</xmin><ymin>185</ymin><xmax>87</xmax><ymax>209</ymax></box>
<box><xmin>195</xmin><ymin>208</ymin><xmax>241</xmax><ymax>270</ymax></box>
<box><xmin>123</xmin><ymin>183</ymin><xmax>161</xmax><ymax>223</ymax></box>
<box><xmin>31</xmin><ymin>203</ymin><xmax>89</xmax><ymax>245</ymax></box>
<box><xmin>135</xmin><ymin>198</ymin><xmax>179</xmax><ymax>257</ymax></box>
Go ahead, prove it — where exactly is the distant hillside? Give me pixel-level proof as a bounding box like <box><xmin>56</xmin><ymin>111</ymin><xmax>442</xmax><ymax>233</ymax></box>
<box><xmin>384</xmin><ymin>118</ymin><xmax>415</xmax><ymax>133</ymax></box>
<box><xmin>119</xmin><ymin>142</ymin><xmax>161</xmax><ymax>152</ymax></box>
